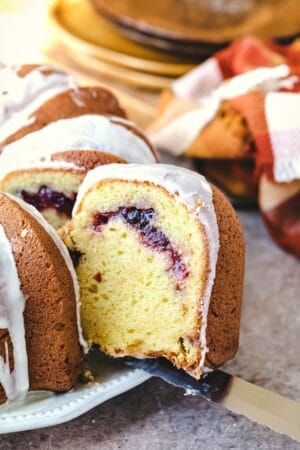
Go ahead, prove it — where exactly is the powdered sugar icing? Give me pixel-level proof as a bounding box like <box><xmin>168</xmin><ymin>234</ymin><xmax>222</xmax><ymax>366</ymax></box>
<box><xmin>0</xmin><ymin>224</ymin><xmax>29</xmax><ymax>404</ymax></box>
<box><xmin>0</xmin><ymin>115</ymin><xmax>157</xmax><ymax>179</ymax></box>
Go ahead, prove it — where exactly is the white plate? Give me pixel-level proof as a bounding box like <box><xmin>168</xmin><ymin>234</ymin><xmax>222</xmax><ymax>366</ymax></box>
<box><xmin>0</xmin><ymin>355</ymin><xmax>151</xmax><ymax>434</ymax></box>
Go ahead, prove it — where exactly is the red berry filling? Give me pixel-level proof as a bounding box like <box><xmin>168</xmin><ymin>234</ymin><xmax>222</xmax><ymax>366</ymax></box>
<box><xmin>21</xmin><ymin>185</ymin><xmax>76</xmax><ymax>217</ymax></box>
<box><xmin>92</xmin><ymin>207</ymin><xmax>189</xmax><ymax>287</ymax></box>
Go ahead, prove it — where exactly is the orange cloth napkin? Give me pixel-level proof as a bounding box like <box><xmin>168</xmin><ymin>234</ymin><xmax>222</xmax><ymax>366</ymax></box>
<box><xmin>149</xmin><ymin>37</ymin><xmax>300</xmax><ymax>258</ymax></box>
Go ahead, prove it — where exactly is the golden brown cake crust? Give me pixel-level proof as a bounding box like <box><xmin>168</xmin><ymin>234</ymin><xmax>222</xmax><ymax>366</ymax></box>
<box><xmin>0</xmin><ymin>194</ymin><xmax>82</xmax><ymax>405</ymax></box>
<box><xmin>52</xmin><ymin>150</ymin><xmax>126</xmax><ymax>171</ymax></box>
<box><xmin>1</xmin><ymin>86</ymin><xmax>126</xmax><ymax>146</ymax></box>
<box><xmin>205</xmin><ymin>185</ymin><xmax>245</xmax><ymax>368</ymax></box>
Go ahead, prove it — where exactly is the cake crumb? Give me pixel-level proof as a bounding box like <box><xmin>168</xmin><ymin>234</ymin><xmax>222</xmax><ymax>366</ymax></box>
<box><xmin>80</xmin><ymin>369</ymin><xmax>94</xmax><ymax>383</ymax></box>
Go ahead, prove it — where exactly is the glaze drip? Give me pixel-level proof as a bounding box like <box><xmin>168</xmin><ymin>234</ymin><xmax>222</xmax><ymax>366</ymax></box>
<box><xmin>0</xmin><ymin>225</ymin><xmax>29</xmax><ymax>402</ymax></box>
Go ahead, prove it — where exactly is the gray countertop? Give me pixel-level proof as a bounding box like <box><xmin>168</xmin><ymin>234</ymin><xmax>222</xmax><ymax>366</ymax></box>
<box><xmin>1</xmin><ymin>211</ymin><xmax>299</xmax><ymax>450</ymax></box>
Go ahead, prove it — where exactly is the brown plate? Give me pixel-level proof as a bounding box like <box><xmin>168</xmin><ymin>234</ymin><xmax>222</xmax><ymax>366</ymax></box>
<box><xmin>91</xmin><ymin>0</ymin><xmax>300</xmax><ymax>46</ymax></box>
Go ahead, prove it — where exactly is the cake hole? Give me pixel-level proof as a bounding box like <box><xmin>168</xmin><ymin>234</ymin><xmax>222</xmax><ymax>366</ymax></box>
<box><xmin>89</xmin><ymin>284</ymin><xmax>98</xmax><ymax>293</ymax></box>
<box><xmin>101</xmin><ymin>294</ymin><xmax>109</xmax><ymax>300</ymax></box>
<box><xmin>54</xmin><ymin>322</ymin><xmax>65</xmax><ymax>331</ymax></box>
<box><xmin>131</xmin><ymin>339</ymin><xmax>144</xmax><ymax>346</ymax></box>
<box><xmin>127</xmin><ymin>329</ymin><xmax>135</xmax><ymax>334</ymax></box>
<box><xmin>179</xmin><ymin>337</ymin><xmax>188</xmax><ymax>354</ymax></box>
<box><xmin>162</xmin><ymin>297</ymin><xmax>169</xmax><ymax>303</ymax></box>
<box><xmin>121</xmin><ymin>233</ymin><xmax>127</xmax><ymax>239</ymax></box>
<box><xmin>181</xmin><ymin>304</ymin><xmax>189</xmax><ymax>315</ymax></box>
<box><xmin>131</xmin><ymin>299</ymin><xmax>137</xmax><ymax>305</ymax></box>
<box><xmin>212</xmin><ymin>308</ymin><xmax>219</xmax><ymax>317</ymax></box>
<box><xmin>109</xmin><ymin>227</ymin><xmax>116</xmax><ymax>232</ymax></box>
<box><xmin>117</xmin><ymin>250</ymin><xmax>124</xmax><ymax>255</ymax></box>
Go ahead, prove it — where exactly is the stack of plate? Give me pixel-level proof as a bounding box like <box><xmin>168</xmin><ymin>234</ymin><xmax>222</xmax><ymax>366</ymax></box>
<box><xmin>48</xmin><ymin>0</ymin><xmax>300</xmax><ymax>90</ymax></box>
<box><xmin>92</xmin><ymin>0</ymin><xmax>300</xmax><ymax>54</ymax></box>
<box><xmin>48</xmin><ymin>0</ymin><xmax>199</xmax><ymax>90</ymax></box>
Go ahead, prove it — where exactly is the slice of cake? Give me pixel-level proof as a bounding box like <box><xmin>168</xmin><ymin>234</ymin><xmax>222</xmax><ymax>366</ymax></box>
<box><xmin>62</xmin><ymin>164</ymin><xmax>244</xmax><ymax>378</ymax></box>
<box><xmin>0</xmin><ymin>193</ymin><xmax>85</xmax><ymax>405</ymax></box>
<box><xmin>0</xmin><ymin>151</ymin><xmax>125</xmax><ymax>230</ymax></box>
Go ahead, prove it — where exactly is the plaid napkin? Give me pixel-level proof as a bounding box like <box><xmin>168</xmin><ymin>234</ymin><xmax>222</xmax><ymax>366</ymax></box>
<box><xmin>149</xmin><ymin>37</ymin><xmax>300</xmax><ymax>258</ymax></box>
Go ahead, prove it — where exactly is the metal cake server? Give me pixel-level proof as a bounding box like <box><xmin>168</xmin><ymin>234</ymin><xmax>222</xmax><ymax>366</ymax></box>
<box><xmin>124</xmin><ymin>357</ymin><xmax>300</xmax><ymax>442</ymax></box>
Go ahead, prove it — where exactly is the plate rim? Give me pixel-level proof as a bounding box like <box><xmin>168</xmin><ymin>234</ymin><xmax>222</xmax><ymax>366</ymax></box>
<box><xmin>0</xmin><ymin>368</ymin><xmax>151</xmax><ymax>434</ymax></box>
<box><xmin>58</xmin><ymin>44</ymin><xmax>173</xmax><ymax>90</ymax></box>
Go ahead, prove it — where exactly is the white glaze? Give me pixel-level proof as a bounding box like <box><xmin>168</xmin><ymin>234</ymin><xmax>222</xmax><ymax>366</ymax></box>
<box><xmin>0</xmin><ymin>114</ymin><xmax>157</xmax><ymax>178</ymax></box>
<box><xmin>0</xmin><ymin>224</ymin><xmax>29</xmax><ymax>403</ymax></box>
<box><xmin>5</xmin><ymin>194</ymin><xmax>87</xmax><ymax>352</ymax></box>
<box><xmin>150</xmin><ymin>64</ymin><xmax>292</xmax><ymax>155</ymax></box>
<box><xmin>0</xmin><ymin>65</ymin><xmax>77</xmax><ymax>143</ymax></box>
<box><xmin>74</xmin><ymin>163</ymin><xmax>219</xmax><ymax>371</ymax></box>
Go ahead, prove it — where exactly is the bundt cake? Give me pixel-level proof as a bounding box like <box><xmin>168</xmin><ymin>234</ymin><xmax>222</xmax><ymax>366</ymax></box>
<box><xmin>0</xmin><ymin>193</ymin><xmax>85</xmax><ymax>406</ymax></box>
<box><xmin>0</xmin><ymin>64</ymin><xmax>125</xmax><ymax>147</ymax></box>
<box><xmin>62</xmin><ymin>164</ymin><xmax>245</xmax><ymax>379</ymax></box>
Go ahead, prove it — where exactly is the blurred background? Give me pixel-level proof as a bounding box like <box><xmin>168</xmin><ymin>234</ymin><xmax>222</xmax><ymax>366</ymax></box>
<box><xmin>0</xmin><ymin>0</ymin><xmax>299</xmax><ymax>89</ymax></box>
<box><xmin>0</xmin><ymin>0</ymin><xmax>298</xmax><ymax>128</ymax></box>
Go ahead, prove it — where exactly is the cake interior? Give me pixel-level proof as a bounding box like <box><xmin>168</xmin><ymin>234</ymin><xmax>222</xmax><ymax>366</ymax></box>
<box><xmin>1</xmin><ymin>169</ymin><xmax>85</xmax><ymax>229</ymax></box>
<box><xmin>64</xmin><ymin>180</ymin><xmax>209</xmax><ymax>376</ymax></box>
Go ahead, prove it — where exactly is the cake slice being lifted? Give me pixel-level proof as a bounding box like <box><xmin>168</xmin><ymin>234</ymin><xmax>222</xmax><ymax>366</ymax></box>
<box><xmin>62</xmin><ymin>164</ymin><xmax>244</xmax><ymax>378</ymax></box>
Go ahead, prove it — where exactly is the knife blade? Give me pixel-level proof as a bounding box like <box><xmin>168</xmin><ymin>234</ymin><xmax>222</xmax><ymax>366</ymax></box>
<box><xmin>124</xmin><ymin>357</ymin><xmax>300</xmax><ymax>442</ymax></box>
